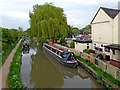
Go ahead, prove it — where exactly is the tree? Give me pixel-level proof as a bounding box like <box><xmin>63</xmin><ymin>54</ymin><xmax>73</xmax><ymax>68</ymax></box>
<box><xmin>29</xmin><ymin>3</ymin><xmax>69</xmax><ymax>39</ymax></box>
<box><xmin>18</xmin><ymin>27</ymin><xmax>23</xmax><ymax>31</ymax></box>
<box><xmin>80</xmin><ymin>25</ymin><xmax>91</xmax><ymax>35</ymax></box>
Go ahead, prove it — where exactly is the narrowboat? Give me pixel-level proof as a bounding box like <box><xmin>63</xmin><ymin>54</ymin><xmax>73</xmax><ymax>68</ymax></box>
<box><xmin>22</xmin><ymin>40</ymin><xmax>30</xmax><ymax>53</ymax></box>
<box><xmin>43</xmin><ymin>43</ymin><xmax>78</xmax><ymax>68</ymax></box>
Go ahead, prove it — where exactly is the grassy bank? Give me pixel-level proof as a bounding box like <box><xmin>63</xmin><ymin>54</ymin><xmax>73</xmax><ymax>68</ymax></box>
<box><xmin>1</xmin><ymin>39</ymin><xmax>20</xmax><ymax>68</ymax></box>
<box><xmin>76</xmin><ymin>56</ymin><xmax>120</xmax><ymax>88</ymax></box>
<box><xmin>8</xmin><ymin>40</ymin><xmax>26</xmax><ymax>88</ymax></box>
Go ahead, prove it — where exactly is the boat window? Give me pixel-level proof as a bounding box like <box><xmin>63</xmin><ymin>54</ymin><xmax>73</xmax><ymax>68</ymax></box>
<box><xmin>52</xmin><ymin>48</ymin><xmax>56</xmax><ymax>53</ymax></box>
<box><xmin>60</xmin><ymin>52</ymin><xmax>63</xmax><ymax>57</ymax></box>
<box><xmin>59</xmin><ymin>52</ymin><xmax>61</xmax><ymax>55</ymax></box>
<box><xmin>61</xmin><ymin>52</ymin><xmax>67</xmax><ymax>58</ymax></box>
<box><xmin>57</xmin><ymin>51</ymin><xmax>59</xmax><ymax>55</ymax></box>
<box><xmin>67</xmin><ymin>53</ymin><xmax>76</xmax><ymax>61</ymax></box>
<box><xmin>62</xmin><ymin>54</ymin><xmax>67</xmax><ymax>58</ymax></box>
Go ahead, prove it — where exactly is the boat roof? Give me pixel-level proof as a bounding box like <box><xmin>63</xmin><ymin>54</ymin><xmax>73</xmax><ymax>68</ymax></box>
<box><xmin>23</xmin><ymin>40</ymin><xmax>29</xmax><ymax>44</ymax></box>
<box><xmin>45</xmin><ymin>43</ymin><xmax>68</xmax><ymax>52</ymax></box>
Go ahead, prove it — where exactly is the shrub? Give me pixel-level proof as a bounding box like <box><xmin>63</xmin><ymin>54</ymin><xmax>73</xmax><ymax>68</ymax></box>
<box><xmin>70</xmin><ymin>41</ymin><xmax>75</xmax><ymax>48</ymax></box>
<box><xmin>39</xmin><ymin>38</ymin><xmax>48</xmax><ymax>44</ymax></box>
<box><xmin>83</xmin><ymin>49</ymin><xmax>90</xmax><ymax>54</ymax></box>
<box><xmin>60</xmin><ymin>38</ymin><xmax>66</xmax><ymax>44</ymax></box>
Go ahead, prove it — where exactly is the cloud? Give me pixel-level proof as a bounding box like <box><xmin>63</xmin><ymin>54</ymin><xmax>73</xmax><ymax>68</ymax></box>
<box><xmin>1</xmin><ymin>11</ymin><xmax>29</xmax><ymax>19</ymax></box>
<box><xmin>0</xmin><ymin>0</ymin><xmax>119</xmax><ymax>30</ymax></box>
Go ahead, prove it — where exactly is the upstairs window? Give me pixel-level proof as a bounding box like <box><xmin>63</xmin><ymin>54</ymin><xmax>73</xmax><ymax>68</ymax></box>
<box><xmin>94</xmin><ymin>43</ymin><xmax>96</xmax><ymax>49</ymax></box>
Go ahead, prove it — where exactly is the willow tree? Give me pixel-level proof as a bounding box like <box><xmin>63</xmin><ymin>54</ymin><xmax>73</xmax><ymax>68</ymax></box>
<box><xmin>29</xmin><ymin>3</ymin><xmax>69</xmax><ymax>39</ymax></box>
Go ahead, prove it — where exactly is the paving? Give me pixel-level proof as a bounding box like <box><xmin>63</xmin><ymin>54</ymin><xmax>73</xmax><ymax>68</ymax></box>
<box><xmin>0</xmin><ymin>39</ymin><xmax>22</xmax><ymax>89</ymax></box>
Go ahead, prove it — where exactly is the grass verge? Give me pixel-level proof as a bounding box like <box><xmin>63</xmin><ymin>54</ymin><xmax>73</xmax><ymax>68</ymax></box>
<box><xmin>76</xmin><ymin>56</ymin><xmax>120</xmax><ymax>87</ymax></box>
<box><xmin>1</xmin><ymin>39</ymin><xmax>20</xmax><ymax>68</ymax></box>
<box><xmin>8</xmin><ymin>40</ymin><xmax>27</xmax><ymax>88</ymax></box>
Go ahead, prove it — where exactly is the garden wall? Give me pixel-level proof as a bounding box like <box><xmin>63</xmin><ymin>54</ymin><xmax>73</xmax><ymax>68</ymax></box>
<box><xmin>80</xmin><ymin>52</ymin><xmax>120</xmax><ymax>81</ymax></box>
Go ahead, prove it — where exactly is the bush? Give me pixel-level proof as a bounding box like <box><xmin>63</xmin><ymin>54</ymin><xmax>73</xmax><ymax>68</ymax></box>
<box><xmin>83</xmin><ymin>49</ymin><xmax>91</xmax><ymax>54</ymax></box>
<box><xmin>1</xmin><ymin>39</ymin><xmax>20</xmax><ymax>67</ymax></box>
<box><xmin>60</xmin><ymin>38</ymin><xmax>66</xmax><ymax>44</ymax></box>
<box><xmin>70</xmin><ymin>41</ymin><xmax>75</xmax><ymax>48</ymax></box>
<box><xmin>38</xmin><ymin>38</ymin><xmax>48</xmax><ymax>44</ymax></box>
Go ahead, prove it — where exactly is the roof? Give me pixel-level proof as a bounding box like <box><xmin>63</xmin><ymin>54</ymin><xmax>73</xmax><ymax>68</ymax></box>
<box><xmin>78</xmin><ymin>35</ymin><xmax>91</xmax><ymax>39</ymax></box>
<box><xmin>91</xmin><ymin>7</ymin><xmax>120</xmax><ymax>24</ymax></box>
<box><xmin>104</xmin><ymin>44</ymin><xmax>120</xmax><ymax>50</ymax></box>
<box><xmin>73</xmin><ymin>39</ymin><xmax>92</xmax><ymax>43</ymax></box>
<box><xmin>102</xmin><ymin>7</ymin><xmax>120</xmax><ymax>19</ymax></box>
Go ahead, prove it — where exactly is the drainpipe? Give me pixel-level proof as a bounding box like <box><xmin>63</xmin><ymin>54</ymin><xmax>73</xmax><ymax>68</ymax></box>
<box><xmin>112</xmin><ymin>19</ymin><xmax>114</xmax><ymax>60</ymax></box>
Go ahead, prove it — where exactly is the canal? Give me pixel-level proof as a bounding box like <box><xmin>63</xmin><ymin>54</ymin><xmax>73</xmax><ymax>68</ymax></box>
<box><xmin>20</xmin><ymin>40</ymin><xmax>104</xmax><ymax>88</ymax></box>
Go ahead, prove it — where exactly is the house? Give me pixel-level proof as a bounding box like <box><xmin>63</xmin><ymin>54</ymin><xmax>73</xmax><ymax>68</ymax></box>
<box><xmin>91</xmin><ymin>7</ymin><xmax>120</xmax><ymax>67</ymax></box>
<box><xmin>74</xmin><ymin>35</ymin><xmax>92</xmax><ymax>52</ymax></box>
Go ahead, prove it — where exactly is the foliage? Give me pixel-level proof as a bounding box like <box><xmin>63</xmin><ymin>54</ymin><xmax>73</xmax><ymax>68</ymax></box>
<box><xmin>1</xmin><ymin>27</ymin><xmax>24</xmax><ymax>67</ymax></box>
<box><xmin>29</xmin><ymin>3</ymin><xmax>69</xmax><ymax>39</ymax></box>
<box><xmin>96</xmin><ymin>74</ymin><xmax>104</xmax><ymax>85</ymax></box>
<box><xmin>1</xmin><ymin>39</ymin><xmax>19</xmax><ymax>67</ymax></box>
<box><xmin>67</xmin><ymin>25</ymin><xmax>74</xmax><ymax>38</ymax></box>
<box><xmin>106</xmin><ymin>84</ymin><xmax>112</xmax><ymax>90</ymax></box>
<box><xmin>18</xmin><ymin>27</ymin><xmax>23</xmax><ymax>31</ymax></box>
<box><xmin>60</xmin><ymin>38</ymin><xmax>66</xmax><ymax>44</ymax></box>
<box><xmin>83</xmin><ymin>49</ymin><xmax>91</xmax><ymax>54</ymax></box>
<box><xmin>1</xmin><ymin>27</ymin><xmax>24</xmax><ymax>52</ymax></box>
<box><xmin>80</xmin><ymin>25</ymin><xmax>91</xmax><ymax>34</ymax></box>
<box><xmin>38</xmin><ymin>38</ymin><xmax>48</xmax><ymax>44</ymax></box>
<box><xmin>76</xmin><ymin>56</ymin><xmax>120</xmax><ymax>87</ymax></box>
<box><xmin>8</xmin><ymin>40</ymin><xmax>27</xmax><ymax>88</ymax></box>
<box><xmin>70</xmin><ymin>41</ymin><xmax>75</xmax><ymax>48</ymax></box>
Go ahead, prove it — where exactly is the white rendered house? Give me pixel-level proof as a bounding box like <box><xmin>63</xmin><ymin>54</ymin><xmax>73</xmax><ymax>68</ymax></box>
<box><xmin>91</xmin><ymin>7</ymin><xmax>120</xmax><ymax>67</ymax></box>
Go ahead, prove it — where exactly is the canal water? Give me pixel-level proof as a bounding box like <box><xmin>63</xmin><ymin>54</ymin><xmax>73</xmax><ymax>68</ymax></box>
<box><xmin>20</xmin><ymin>41</ymin><xmax>104</xmax><ymax>88</ymax></box>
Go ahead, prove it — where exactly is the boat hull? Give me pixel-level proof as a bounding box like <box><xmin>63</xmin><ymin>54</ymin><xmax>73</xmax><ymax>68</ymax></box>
<box><xmin>43</xmin><ymin>46</ymin><xmax>77</xmax><ymax>68</ymax></box>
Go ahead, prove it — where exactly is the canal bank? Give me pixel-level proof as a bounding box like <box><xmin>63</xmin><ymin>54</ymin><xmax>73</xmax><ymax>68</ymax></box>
<box><xmin>20</xmin><ymin>41</ymin><xmax>104</xmax><ymax>88</ymax></box>
<box><xmin>0</xmin><ymin>39</ymin><xmax>22</xmax><ymax>89</ymax></box>
<box><xmin>54</xmin><ymin>43</ymin><xmax>120</xmax><ymax>89</ymax></box>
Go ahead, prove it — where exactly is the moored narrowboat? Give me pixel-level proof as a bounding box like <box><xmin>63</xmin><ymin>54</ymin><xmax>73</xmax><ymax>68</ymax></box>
<box><xmin>22</xmin><ymin>40</ymin><xmax>30</xmax><ymax>53</ymax></box>
<box><xmin>43</xmin><ymin>43</ymin><xmax>78</xmax><ymax>68</ymax></box>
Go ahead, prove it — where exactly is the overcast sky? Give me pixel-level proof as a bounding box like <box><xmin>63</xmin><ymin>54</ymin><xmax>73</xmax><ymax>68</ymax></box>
<box><xmin>0</xmin><ymin>0</ymin><xmax>119</xmax><ymax>30</ymax></box>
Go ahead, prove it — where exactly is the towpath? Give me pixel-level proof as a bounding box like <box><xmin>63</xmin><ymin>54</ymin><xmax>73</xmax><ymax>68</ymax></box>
<box><xmin>0</xmin><ymin>39</ymin><xmax>22</xmax><ymax>89</ymax></box>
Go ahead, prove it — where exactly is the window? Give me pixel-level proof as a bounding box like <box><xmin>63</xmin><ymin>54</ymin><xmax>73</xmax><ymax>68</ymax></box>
<box><xmin>94</xmin><ymin>43</ymin><xmax>96</xmax><ymax>49</ymax></box>
<box><xmin>99</xmin><ymin>48</ymin><xmax>103</xmax><ymax>52</ymax></box>
<box><xmin>87</xmin><ymin>46</ymin><xmax>89</xmax><ymax>49</ymax></box>
<box><xmin>52</xmin><ymin>48</ymin><xmax>56</xmax><ymax>53</ymax></box>
<box><xmin>95</xmin><ymin>47</ymin><xmax>98</xmax><ymax>50</ymax></box>
<box><xmin>57</xmin><ymin>51</ymin><xmax>59</xmax><ymax>55</ymax></box>
<box><xmin>105</xmin><ymin>48</ymin><xmax>110</xmax><ymax>52</ymax></box>
<box><xmin>101</xmin><ymin>44</ymin><xmax>103</xmax><ymax>47</ymax></box>
<box><xmin>112</xmin><ymin>49</ymin><xmax>115</xmax><ymax>55</ymax></box>
<box><xmin>87</xmin><ymin>43</ymin><xmax>89</xmax><ymax>49</ymax></box>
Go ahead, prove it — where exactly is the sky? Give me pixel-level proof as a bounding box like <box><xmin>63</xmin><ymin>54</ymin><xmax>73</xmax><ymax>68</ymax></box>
<box><xmin>0</xmin><ymin>0</ymin><xmax>119</xmax><ymax>30</ymax></box>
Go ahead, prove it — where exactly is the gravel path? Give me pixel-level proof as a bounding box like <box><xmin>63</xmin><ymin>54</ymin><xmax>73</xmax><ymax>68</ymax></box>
<box><xmin>0</xmin><ymin>39</ymin><xmax>22</xmax><ymax>89</ymax></box>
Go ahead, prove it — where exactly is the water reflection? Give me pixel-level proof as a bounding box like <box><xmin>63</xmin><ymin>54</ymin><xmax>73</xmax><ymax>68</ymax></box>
<box><xmin>21</xmin><ymin>41</ymin><xmax>104</xmax><ymax>88</ymax></box>
<box><xmin>30</xmin><ymin>47</ymin><xmax>64</xmax><ymax>88</ymax></box>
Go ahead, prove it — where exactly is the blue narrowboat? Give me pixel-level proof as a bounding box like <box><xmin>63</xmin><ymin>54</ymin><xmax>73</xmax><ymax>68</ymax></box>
<box><xmin>43</xmin><ymin>43</ymin><xmax>78</xmax><ymax>68</ymax></box>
